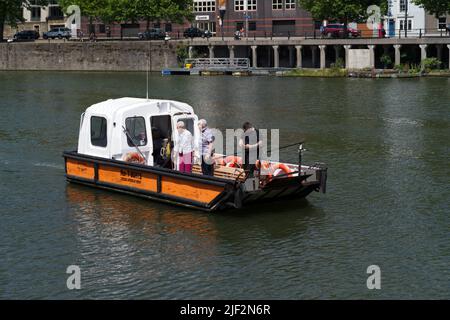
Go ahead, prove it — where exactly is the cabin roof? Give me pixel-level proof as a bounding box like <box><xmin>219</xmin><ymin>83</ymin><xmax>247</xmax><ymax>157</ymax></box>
<box><xmin>85</xmin><ymin>97</ymin><xmax>194</xmax><ymax>116</ymax></box>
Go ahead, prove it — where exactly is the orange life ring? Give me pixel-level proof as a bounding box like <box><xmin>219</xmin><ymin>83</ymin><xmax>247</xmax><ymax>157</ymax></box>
<box><xmin>269</xmin><ymin>163</ymin><xmax>292</xmax><ymax>178</ymax></box>
<box><xmin>256</xmin><ymin>160</ymin><xmax>272</xmax><ymax>176</ymax></box>
<box><xmin>224</xmin><ymin>155</ymin><xmax>242</xmax><ymax>168</ymax></box>
<box><xmin>216</xmin><ymin>157</ymin><xmax>226</xmax><ymax>166</ymax></box>
<box><xmin>124</xmin><ymin>152</ymin><xmax>145</xmax><ymax>164</ymax></box>
<box><xmin>256</xmin><ymin>160</ymin><xmax>271</xmax><ymax>170</ymax></box>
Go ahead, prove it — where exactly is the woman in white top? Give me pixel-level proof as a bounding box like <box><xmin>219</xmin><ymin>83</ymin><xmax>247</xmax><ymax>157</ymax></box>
<box><xmin>174</xmin><ymin>121</ymin><xmax>194</xmax><ymax>173</ymax></box>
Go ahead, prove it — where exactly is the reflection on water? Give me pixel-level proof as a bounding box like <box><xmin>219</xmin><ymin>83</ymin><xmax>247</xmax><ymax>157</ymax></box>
<box><xmin>64</xmin><ymin>183</ymin><xmax>326</xmax><ymax>299</ymax></box>
<box><xmin>0</xmin><ymin>72</ymin><xmax>449</xmax><ymax>299</ymax></box>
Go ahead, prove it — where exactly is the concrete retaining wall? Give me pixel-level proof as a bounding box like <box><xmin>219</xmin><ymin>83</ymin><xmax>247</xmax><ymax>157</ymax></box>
<box><xmin>0</xmin><ymin>41</ymin><xmax>179</xmax><ymax>71</ymax></box>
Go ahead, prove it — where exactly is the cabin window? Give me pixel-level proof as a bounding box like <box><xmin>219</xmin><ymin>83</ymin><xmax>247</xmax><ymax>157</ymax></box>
<box><xmin>90</xmin><ymin>116</ymin><xmax>107</xmax><ymax>147</ymax></box>
<box><xmin>125</xmin><ymin>116</ymin><xmax>147</xmax><ymax>147</ymax></box>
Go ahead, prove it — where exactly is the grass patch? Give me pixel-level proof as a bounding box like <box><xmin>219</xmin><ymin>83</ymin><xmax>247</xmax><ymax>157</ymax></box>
<box><xmin>284</xmin><ymin>68</ymin><xmax>348</xmax><ymax>77</ymax></box>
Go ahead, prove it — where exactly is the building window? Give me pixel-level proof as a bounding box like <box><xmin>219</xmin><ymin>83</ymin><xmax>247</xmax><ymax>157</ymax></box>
<box><xmin>399</xmin><ymin>0</ymin><xmax>407</xmax><ymax>12</ymax></box>
<box><xmin>249</xmin><ymin>21</ymin><xmax>256</xmax><ymax>31</ymax></box>
<box><xmin>273</xmin><ymin>0</ymin><xmax>283</xmax><ymax>10</ymax></box>
<box><xmin>153</xmin><ymin>22</ymin><xmax>161</xmax><ymax>29</ymax></box>
<box><xmin>30</xmin><ymin>6</ymin><xmax>41</xmax><ymax>21</ymax></box>
<box><xmin>48</xmin><ymin>4</ymin><xmax>64</xmax><ymax>20</ymax></box>
<box><xmin>194</xmin><ymin>0</ymin><xmax>216</xmax><ymax>12</ymax></box>
<box><xmin>91</xmin><ymin>116</ymin><xmax>107</xmax><ymax>148</ymax></box>
<box><xmin>236</xmin><ymin>21</ymin><xmax>244</xmax><ymax>31</ymax></box>
<box><xmin>98</xmin><ymin>24</ymin><xmax>106</xmax><ymax>33</ymax></box>
<box><xmin>234</xmin><ymin>0</ymin><xmax>257</xmax><ymax>11</ymax></box>
<box><xmin>165</xmin><ymin>23</ymin><xmax>172</xmax><ymax>32</ymax></box>
<box><xmin>125</xmin><ymin>117</ymin><xmax>147</xmax><ymax>147</ymax></box>
<box><xmin>285</xmin><ymin>0</ymin><xmax>296</xmax><ymax>10</ymax></box>
<box><xmin>399</xmin><ymin>19</ymin><xmax>412</xmax><ymax>31</ymax></box>
<box><xmin>438</xmin><ymin>17</ymin><xmax>447</xmax><ymax>30</ymax></box>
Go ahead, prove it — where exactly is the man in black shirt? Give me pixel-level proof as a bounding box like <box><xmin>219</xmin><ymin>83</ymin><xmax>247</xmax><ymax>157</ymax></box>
<box><xmin>239</xmin><ymin>122</ymin><xmax>262</xmax><ymax>177</ymax></box>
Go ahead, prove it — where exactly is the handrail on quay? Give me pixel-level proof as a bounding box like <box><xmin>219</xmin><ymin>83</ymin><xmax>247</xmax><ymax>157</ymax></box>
<box><xmin>185</xmin><ymin>58</ymin><xmax>250</xmax><ymax>70</ymax></box>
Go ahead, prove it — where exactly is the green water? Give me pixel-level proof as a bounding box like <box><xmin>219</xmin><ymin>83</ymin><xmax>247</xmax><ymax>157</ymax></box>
<box><xmin>0</xmin><ymin>72</ymin><xmax>449</xmax><ymax>299</ymax></box>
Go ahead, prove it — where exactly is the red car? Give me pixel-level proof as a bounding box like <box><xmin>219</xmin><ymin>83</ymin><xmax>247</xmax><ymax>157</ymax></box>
<box><xmin>321</xmin><ymin>24</ymin><xmax>361</xmax><ymax>38</ymax></box>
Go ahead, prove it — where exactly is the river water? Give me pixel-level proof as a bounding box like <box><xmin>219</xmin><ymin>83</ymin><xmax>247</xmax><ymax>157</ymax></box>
<box><xmin>0</xmin><ymin>72</ymin><xmax>449</xmax><ymax>299</ymax></box>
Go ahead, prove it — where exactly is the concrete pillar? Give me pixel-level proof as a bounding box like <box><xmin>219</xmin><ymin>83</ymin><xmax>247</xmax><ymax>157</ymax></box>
<box><xmin>334</xmin><ymin>45</ymin><xmax>341</xmax><ymax>63</ymax></box>
<box><xmin>288</xmin><ymin>46</ymin><xmax>295</xmax><ymax>68</ymax></box>
<box><xmin>209</xmin><ymin>45</ymin><xmax>215</xmax><ymax>59</ymax></box>
<box><xmin>368</xmin><ymin>45</ymin><xmax>376</xmax><ymax>69</ymax></box>
<box><xmin>344</xmin><ymin>45</ymin><xmax>351</xmax><ymax>68</ymax></box>
<box><xmin>295</xmin><ymin>45</ymin><xmax>303</xmax><ymax>68</ymax></box>
<box><xmin>188</xmin><ymin>46</ymin><xmax>194</xmax><ymax>59</ymax></box>
<box><xmin>419</xmin><ymin>44</ymin><xmax>428</xmax><ymax>62</ymax></box>
<box><xmin>228</xmin><ymin>45</ymin><xmax>235</xmax><ymax>60</ymax></box>
<box><xmin>319</xmin><ymin>45</ymin><xmax>326</xmax><ymax>69</ymax></box>
<box><xmin>448</xmin><ymin>45</ymin><xmax>450</xmax><ymax>70</ymax></box>
<box><xmin>273</xmin><ymin>45</ymin><xmax>279</xmax><ymax>68</ymax></box>
<box><xmin>311</xmin><ymin>46</ymin><xmax>317</xmax><ymax>68</ymax></box>
<box><xmin>436</xmin><ymin>44</ymin><xmax>443</xmax><ymax>62</ymax></box>
<box><xmin>251</xmin><ymin>45</ymin><xmax>258</xmax><ymax>68</ymax></box>
<box><xmin>393</xmin><ymin>44</ymin><xmax>401</xmax><ymax>66</ymax></box>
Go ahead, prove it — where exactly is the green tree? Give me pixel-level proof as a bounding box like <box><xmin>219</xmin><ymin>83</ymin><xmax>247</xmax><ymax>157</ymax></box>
<box><xmin>0</xmin><ymin>0</ymin><xmax>49</xmax><ymax>41</ymax></box>
<box><xmin>298</xmin><ymin>0</ymin><xmax>386</xmax><ymax>36</ymax></box>
<box><xmin>58</xmin><ymin>0</ymin><xmax>106</xmax><ymax>35</ymax></box>
<box><xmin>412</xmin><ymin>0</ymin><xmax>450</xmax><ymax>18</ymax></box>
<box><xmin>132</xmin><ymin>0</ymin><xmax>193</xmax><ymax>30</ymax></box>
<box><xmin>58</xmin><ymin>0</ymin><xmax>193</xmax><ymax>33</ymax></box>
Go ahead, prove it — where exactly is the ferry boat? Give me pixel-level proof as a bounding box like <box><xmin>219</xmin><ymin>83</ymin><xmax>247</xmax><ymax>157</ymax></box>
<box><xmin>63</xmin><ymin>98</ymin><xmax>327</xmax><ymax>211</ymax></box>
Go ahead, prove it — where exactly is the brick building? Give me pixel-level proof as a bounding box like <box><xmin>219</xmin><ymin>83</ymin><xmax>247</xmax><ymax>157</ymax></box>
<box><xmin>4</xmin><ymin>0</ymin><xmax>65</xmax><ymax>38</ymax></box>
<box><xmin>80</xmin><ymin>0</ymin><xmax>316</xmax><ymax>39</ymax></box>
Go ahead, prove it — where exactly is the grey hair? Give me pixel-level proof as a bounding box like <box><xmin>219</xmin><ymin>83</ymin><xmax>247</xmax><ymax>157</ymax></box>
<box><xmin>198</xmin><ymin>119</ymin><xmax>207</xmax><ymax>128</ymax></box>
<box><xmin>176</xmin><ymin>121</ymin><xmax>185</xmax><ymax>128</ymax></box>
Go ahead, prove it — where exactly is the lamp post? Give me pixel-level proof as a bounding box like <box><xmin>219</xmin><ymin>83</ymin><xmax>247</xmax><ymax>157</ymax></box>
<box><xmin>244</xmin><ymin>0</ymin><xmax>249</xmax><ymax>40</ymax></box>
<box><xmin>219</xmin><ymin>0</ymin><xmax>226</xmax><ymax>40</ymax></box>
<box><xmin>404</xmin><ymin>0</ymin><xmax>408</xmax><ymax>38</ymax></box>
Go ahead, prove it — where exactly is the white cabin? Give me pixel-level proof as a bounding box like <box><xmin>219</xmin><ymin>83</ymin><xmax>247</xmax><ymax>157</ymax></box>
<box><xmin>77</xmin><ymin>97</ymin><xmax>200</xmax><ymax>166</ymax></box>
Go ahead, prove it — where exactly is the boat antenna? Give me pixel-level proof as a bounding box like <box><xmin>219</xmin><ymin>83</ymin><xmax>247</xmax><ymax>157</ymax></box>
<box><xmin>146</xmin><ymin>42</ymin><xmax>150</xmax><ymax>100</ymax></box>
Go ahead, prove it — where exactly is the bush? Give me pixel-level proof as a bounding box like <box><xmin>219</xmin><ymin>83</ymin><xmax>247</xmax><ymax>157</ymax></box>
<box><xmin>330</xmin><ymin>57</ymin><xmax>344</xmax><ymax>69</ymax></box>
<box><xmin>380</xmin><ymin>54</ymin><xmax>392</xmax><ymax>69</ymax></box>
<box><xmin>408</xmin><ymin>64</ymin><xmax>421</xmax><ymax>74</ymax></box>
<box><xmin>422</xmin><ymin>58</ymin><xmax>442</xmax><ymax>72</ymax></box>
<box><xmin>176</xmin><ymin>44</ymin><xmax>188</xmax><ymax>67</ymax></box>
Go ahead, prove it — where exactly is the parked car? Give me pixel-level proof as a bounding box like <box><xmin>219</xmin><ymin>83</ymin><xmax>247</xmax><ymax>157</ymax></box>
<box><xmin>12</xmin><ymin>30</ymin><xmax>39</xmax><ymax>41</ymax></box>
<box><xmin>321</xmin><ymin>24</ymin><xmax>361</xmax><ymax>38</ymax></box>
<box><xmin>138</xmin><ymin>28</ymin><xmax>168</xmax><ymax>40</ymax></box>
<box><xmin>43</xmin><ymin>27</ymin><xmax>71</xmax><ymax>40</ymax></box>
<box><xmin>183</xmin><ymin>27</ymin><xmax>212</xmax><ymax>39</ymax></box>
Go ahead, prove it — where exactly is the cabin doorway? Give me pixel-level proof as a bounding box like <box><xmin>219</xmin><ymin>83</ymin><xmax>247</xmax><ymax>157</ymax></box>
<box><xmin>150</xmin><ymin>115</ymin><xmax>173</xmax><ymax>169</ymax></box>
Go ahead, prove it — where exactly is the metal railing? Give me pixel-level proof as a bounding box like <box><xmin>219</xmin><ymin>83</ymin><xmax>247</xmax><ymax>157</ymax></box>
<box><xmin>185</xmin><ymin>58</ymin><xmax>250</xmax><ymax>70</ymax></box>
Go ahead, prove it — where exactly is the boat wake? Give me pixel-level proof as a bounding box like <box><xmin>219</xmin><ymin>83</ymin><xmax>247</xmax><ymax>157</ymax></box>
<box><xmin>33</xmin><ymin>162</ymin><xmax>65</xmax><ymax>170</ymax></box>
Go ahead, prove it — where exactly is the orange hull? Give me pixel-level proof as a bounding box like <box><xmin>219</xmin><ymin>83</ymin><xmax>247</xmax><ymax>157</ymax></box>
<box><xmin>63</xmin><ymin>151</ymin><xmax>326</xmax><ymax>211</ymax></box>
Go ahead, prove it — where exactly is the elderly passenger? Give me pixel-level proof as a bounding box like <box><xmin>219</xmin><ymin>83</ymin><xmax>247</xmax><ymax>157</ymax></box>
<box><xmin>198</xmin><ymin>119</ymin><xmax>215</xmax><ymax>176</ymax></box>
<box><xmin>174</xmin><ymin>121</ymin><xmax>194</xmax><ymax>173</ymax></box>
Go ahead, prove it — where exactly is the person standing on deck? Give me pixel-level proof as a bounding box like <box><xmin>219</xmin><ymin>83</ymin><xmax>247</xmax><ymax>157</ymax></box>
<box><xmin>239</xmin><ymin>122</ymin><xmax>262</xmax><ymax>177</ymax></box>
<box><xmin>198</xmin><ymin>119</ymin><xmax>215</xmax><ymax>176</ymax></box>
<box><xmin>174</xmin><ymin>121</ymin><xmax>194</xmax><ymax>173</ymax></box>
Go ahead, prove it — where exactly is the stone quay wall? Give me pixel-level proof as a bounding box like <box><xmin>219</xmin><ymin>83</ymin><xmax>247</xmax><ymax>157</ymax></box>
<box><xmin>0</xmin><ymin>41</ymin><xmax>179</xmax><ymax>71</ymax></box>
